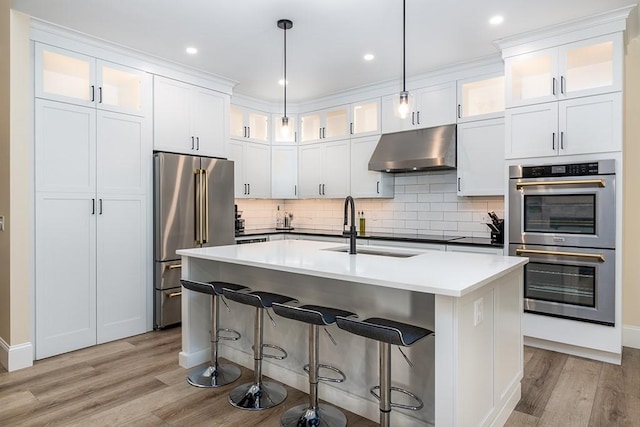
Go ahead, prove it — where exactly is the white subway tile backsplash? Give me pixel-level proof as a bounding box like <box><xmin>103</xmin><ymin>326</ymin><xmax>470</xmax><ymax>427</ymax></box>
<box><xmin>238</xmin><ymin>171</ymin><xmax>504</xmax><ymax>237</ymax></box>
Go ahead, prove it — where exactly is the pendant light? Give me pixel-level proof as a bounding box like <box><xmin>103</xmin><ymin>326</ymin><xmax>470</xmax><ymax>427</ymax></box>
<box><xmin>396</xmin><ymin>0</ymin><xmax>412</xmax><ymax>119</ymax></box>
<box><xmin>278</xmin><ymin>19</ymin><xmax>293</xmax><ymax>137</ymax></box>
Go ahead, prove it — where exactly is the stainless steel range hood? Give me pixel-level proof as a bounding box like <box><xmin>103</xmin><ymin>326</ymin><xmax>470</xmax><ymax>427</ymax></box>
<box><xmin>368</xmin><ymin>124</ymin><xmax>456</xmax><ymax>172</ymax></box>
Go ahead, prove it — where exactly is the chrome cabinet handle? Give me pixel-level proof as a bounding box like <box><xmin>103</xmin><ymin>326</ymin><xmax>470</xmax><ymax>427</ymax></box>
<box><xmin>319</xmin><ymin>128</ymin><xmax>322</xmax><ymax>139</ymax></box>
<box><xmin>416</xmin><ymin>111</ymin><xmax>420</xmax><ymax>125</ymax></box>
<box><xmin>457</xmin><ymin>104</ymin><xmax>461</xmax><ymax>119</ymax></box>
<box><xmin>377</xmin><ymin>181</ymin><xmax>380</xmax><ymax>194</ymax></box>
<box><xmin>458</xmin><ymin>177</ymin><xmax>461</xmax><ymax>192</ymax></box>
<box><xmin>90</xmin><ymin>85</ymin><xmax>95</xmax><ymax>102</ymax></box>
<box><xmin>247</xmin><ymin>183</ymin><xmax>250</xmax><ymax>195</ymax></box>
<box><xmin>350</xmin><ymin>122</ymin><xmax>354</xmax><ymax>134</ymax></box>
<box><xmin>319</xmin><ymin>184</ymin><xmax>322</xmax><ymax>195</ymax></box>
<box><xmin>560</xmin><ymin>76</ymin><xmax>565</xmax><ymax>94</ymax></box>
<box><xmin>99</xmin><ymin>199</ymin><xmax>103</xmax><ymax>215</ymax></box>
<box><xmin>552</xmin><ymin>132</ymin><xmax>555</xmax><ymax>150</ymax></box>
<box><xmin>91</xmin><ymin>198</ymin><xmax>95</xmax><ymax>215</ymax></box>
<box><xmin>247</xmin><ymin>127</ymin><xmax>251</xmax><ymax>139</ymax></box>
<box><xmin>98</xmin><ymin>87</ymin><xmax>103</xmax><ymax>103</ymax></box>
<box><xmin>552</xmin><ymin>77</ymin><xmax>557</xmax><ymax>96</ymax></box>
<box><xmin>411</xmin><ymin>111</ymin><xmax>415</xmax><ymax>125</ymax></box>
<box><xmin>191</xmin><ymin>136</ymin><xmax>195</xmax><ymax>150</ymax></box>
<box><xmin>322</xmin><ymin>184</ymin><xmax>325</xmax><ymax>195</ymax></box>
<box><xmin>294</xmin><ymin>184</ymin><xmax>297</xmax><ymax>196</ymax></box>
<box><xmin>560</xmin><ymin>132</ymin><xmax>564</xmax><ymax>150</ymax></box>
<box><xmin>196</xmin><ymin>136</ymin><xmax>200</xmax><ymax>151</ymax></box>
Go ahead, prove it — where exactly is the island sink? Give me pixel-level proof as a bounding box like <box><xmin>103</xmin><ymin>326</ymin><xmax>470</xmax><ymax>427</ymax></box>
<box><xmin>323</xmin><ymin>246</ymin><xmax>419</xmax><ymax>258</ymax></box>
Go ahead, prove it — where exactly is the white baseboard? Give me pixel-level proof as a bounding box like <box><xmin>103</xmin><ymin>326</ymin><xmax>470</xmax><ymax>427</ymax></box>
<box><xmin>524</xmin><ymin>336</ymin><xmax>622</xmax><ymax>365</ymax></box>
<box><xmin>0</xmin><ymin>337</ymin><xmax>33</xmax><ymax>372</ymax></box>
<box><xmin>623</xmin><ymin>325</ymin><xmax>640</xmax><ymax>349</ymax></box>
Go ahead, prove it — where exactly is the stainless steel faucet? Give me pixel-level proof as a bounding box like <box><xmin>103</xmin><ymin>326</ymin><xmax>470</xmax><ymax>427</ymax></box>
<box><xmin>343</xmin><ymin>196</ymin><xmax>357</xmax><ymax>255</ymax></box>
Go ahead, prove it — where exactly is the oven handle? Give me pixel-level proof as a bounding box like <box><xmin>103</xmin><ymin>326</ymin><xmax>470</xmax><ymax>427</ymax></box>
<box><xmin>515</xmin><ymin>248</ymin><xmax>605</xmax><ymax>262</ymax></box>
<box><xmin>516</xmin><ymin>179</ymin><xmax>605</xmax><ymax>189</ymax></box>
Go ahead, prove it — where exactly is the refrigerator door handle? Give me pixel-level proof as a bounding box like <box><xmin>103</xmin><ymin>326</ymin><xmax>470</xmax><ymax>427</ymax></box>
<box><xmin>194</xmin><ymin>169</ymin><xmax>203</xmax><ymax>245</ymax></box>
<box><xmin>203</xmin><ymin>169</ymin><xmax>209</xmax><ymax>243</ymax></box>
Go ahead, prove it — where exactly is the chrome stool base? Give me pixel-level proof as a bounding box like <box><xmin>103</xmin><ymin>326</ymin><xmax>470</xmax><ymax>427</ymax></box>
<box><xmin>281</xmin><ymin>403</ymin><xmax>347</xmax><ymax>427</ymax></box>
<box><xmin>187</xmin><ymin>363</ymin><xmax>242</xmax><ymax>388</ymax></box>
<box><xmin>228</xmin><ymin>381</ymin><xmax>287</xmax><ymax>410</ymax></box>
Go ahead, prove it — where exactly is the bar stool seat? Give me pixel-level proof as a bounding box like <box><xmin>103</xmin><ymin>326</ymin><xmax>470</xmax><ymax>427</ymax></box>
<box><xmin>223</xmin><ymin>289</ymin><xmax>297</xmax><ymax>411</ymax></box>
<box><xmin>335</xmin><ymin>316</ymin><xmax>433</xmax><ymax>427</ymax></box>
<box><xmin>180</xmin><ymin>280</ymin><xmax>249</xmax><ymax>388</ymax></box>
<box><xmin>272</xmin><ymin>304</ymin><xmax>356</xmax><ymax>427</ymax></box>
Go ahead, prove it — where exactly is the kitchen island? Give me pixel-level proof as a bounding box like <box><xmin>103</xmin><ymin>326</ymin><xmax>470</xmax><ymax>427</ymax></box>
<box><xmin>177</xmin><ymin>240</ymin><xmax>527</xmax><ymax>426</ymax></box>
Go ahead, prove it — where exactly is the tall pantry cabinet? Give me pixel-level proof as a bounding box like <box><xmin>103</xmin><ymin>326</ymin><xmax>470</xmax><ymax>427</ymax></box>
<box><xmin>34</xmin><ymin>43</ymin><xmax>151</xmax><ymax>359</ymax></box>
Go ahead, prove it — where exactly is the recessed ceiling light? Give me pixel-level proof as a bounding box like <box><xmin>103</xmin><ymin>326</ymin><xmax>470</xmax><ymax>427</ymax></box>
<box><xmin>278</xmin><ymin>79</ymin><xmax>289</xmax><ymax>86</ymax></box>
<box><xmin>489</xmin><ymin>15</ymin><xmax>504</xmax><ymax>25</ymax></box>
<box><xmin>186</xmin><ymin>47</ymin><xmax>198</xmax><ymax>54</ymax></box>
<box><xmin>364</xmin><ymin>53</ymin><xmax>375</xmax><ymax>61</ymax></box>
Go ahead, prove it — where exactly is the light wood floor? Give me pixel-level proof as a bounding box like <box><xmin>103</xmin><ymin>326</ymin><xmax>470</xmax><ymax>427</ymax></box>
<box><xmin>1</xmin><ymin>328</ymin><xmax>638</xmax><ymax>426</ymax></box>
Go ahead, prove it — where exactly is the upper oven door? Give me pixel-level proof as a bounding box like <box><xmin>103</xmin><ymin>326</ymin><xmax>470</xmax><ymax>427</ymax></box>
<box><xmin>509</xmin><ymin>174</ymin><xmax>615</xmax><ymax>248</ymax></box>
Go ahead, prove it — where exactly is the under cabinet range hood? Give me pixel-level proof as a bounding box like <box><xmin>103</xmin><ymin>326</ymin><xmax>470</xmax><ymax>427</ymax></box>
<box><xmin>368</xmin><ymin>124</ymin><xmax>457</xmax><ymax>172</ymax></box>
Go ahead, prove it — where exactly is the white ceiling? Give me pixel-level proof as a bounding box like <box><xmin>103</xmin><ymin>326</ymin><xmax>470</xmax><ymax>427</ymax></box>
<box><xmin>11</xmin><ymin>0</ymin><xmax>638</xmax><ymax>103</ymax></box>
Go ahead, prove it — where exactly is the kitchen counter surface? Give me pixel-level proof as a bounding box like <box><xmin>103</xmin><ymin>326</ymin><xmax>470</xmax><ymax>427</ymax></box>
<box><xmin>177</xmin><ymin>239</ymin><xmax>524</xmax><ymax>297</ymax></box>
<box><xmin>235</xmin><ymin>227</ymin><xmax>503</xmax><ymax>248</ymax></box>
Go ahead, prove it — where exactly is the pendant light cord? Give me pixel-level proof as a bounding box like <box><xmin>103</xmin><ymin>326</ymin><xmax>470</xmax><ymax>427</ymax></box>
<box><xmin>283</xmin><ymin>24</ymin><xmax>287</xmax><ymax>118</ymax></box>
<box><xmin>402</xmin><ymin>0</ymin><xmax>406</xmax><ymax>93</ymax></box>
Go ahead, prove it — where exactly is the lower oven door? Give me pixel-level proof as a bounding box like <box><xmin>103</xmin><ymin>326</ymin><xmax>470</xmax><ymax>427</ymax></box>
<box><xmin>509</xmin><ymin>244</ymin><xmax>615</xmax><ymax>326</ymax></box>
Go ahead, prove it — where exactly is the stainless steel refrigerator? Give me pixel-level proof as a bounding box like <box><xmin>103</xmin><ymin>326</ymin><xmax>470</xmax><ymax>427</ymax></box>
<box><xmin>153</xmin><ymin>151</ymin><xmax>235</xmax><ymax>328</ymax></box>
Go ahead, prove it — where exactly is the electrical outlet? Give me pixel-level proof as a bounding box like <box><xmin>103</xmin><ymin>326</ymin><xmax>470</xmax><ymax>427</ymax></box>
<box><xmin>474</xmin><ymin>298</ymin><xmax>483</xmax><ymax>326</ymax></box>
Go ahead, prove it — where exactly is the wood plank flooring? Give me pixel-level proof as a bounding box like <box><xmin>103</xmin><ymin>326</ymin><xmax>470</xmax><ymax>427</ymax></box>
<box><xmin>1</xmin><ymin>328</ymin><xmax>639</xmax><ymax>426</ymax></box>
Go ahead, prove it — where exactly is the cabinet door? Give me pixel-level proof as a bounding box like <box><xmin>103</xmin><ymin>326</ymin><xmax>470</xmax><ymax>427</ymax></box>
<box><xmin>457</xmin><ymin>119</ymin><xmax>505</xmax><ymax>196</ymax></box>
<box><xmin>35</xmin><ymin>193</ymin><xmax>97</xmax><ymax>359</ymax></box>
<box><xmin>324</xmin><ymin>106</ymin><xmax>350</xmax><ymax>140</ymax></box>
<box><xmin>298</xmin><ymin>144</ymin><xmax>324</xmax><ymax>197</ymax></box>
<box><xmin>192</xmin><ymin>87</ymin><xmax>227</xmax><ymax>157</ymax></box>
<box><xmin>350</xmin><ymin>136</ymin><xmax>393</xmax><ymax>198</ymax></box>
<box><xmin>227</xmin><ymin>140</ymin><xmax>246</xmax><ymax>198</ymax></box>
<box><xmin>153</xmin><ymin>76</ymin><xmax>191</xmax><ymax>153</ymax></box>
<box><xmin>245</xmin><ymin>143</ymin><xmax>271</xmax><ymax>198</ymax></box>
<box><xmin>415</xmin><ymin>82</ymin><xmax>457</xmax><ymax>128</ymax></box>
<box><xmin>323</xmin><ymin>140</ymin><xmax>350</xmax><ymax>198</ymax></box>
<box><xmin>247</xmin><ymin>111</ymin><xmax>269</xmax><ymax>143</ymax></box>
<box><xmin>35</xmin><ymin>43</ymin><xmax>96</xmax><ymax>107</ymax></box>
<box><xmin>300</xmin><ymin>112</ymin><xmax>322</xmax><ymax>143</ymax></box>
<box><xmin>457</xmin><ymin>75</ymin><xmax>505</xmax><ymax>122</ymax></box>
<box><xmin>505</xmin><ymin>47</ymin><xmax>558</xmax><ymax>108</ymax></box>
<box><xmin>559</xmin><ymin>93</ymin><xmax>622</xmax><ymax>156</ymax></box>
<box><xmin>505</xmin><ymin>102</ymin><xmax>558</xmax><ymax>159</ymax></box>
<box><xmin>97</xmin><ymin>60</ymin><xmax>150</xmax><ymax>116</ymax></box>
<box><xmin>381</xmin><ymin>94</ymin><xmax>413</xmax><ymax>133</ymax></box>
<box><xmin>230</xmin><ymin>106</ymin><xmax>245</xmax><ymax>139</ymax></box>
<box><xmin>35</xmin><ymin>99</ymin><xmax>96</xmax><ymax>193</ymax></box>
<box><xmin>272</xmin><ymin>113</ymin><xmax>298</xmax><ymax>144</ymax></box>
<box><xmin>97</xmin><ymin>194</ymin><xmax>148</xmax><ymax>343</ymax></box>
<box><xmin>558</xmin><ymin>34</ymin><xmax>622</xmax><ymax>99</ymax></box>
<box><xmin>351</xmin><ymin>100</ymin><xmax>380</xmax><ymax>136</ymax></box>
<box><xmin>97</xmin><ymin>111</ymin><xmax>150</xmax><ymax>195</ymax></box>
<box><xmin>272</xmin><ymin>146</ymin><xmax>298</xmax><ymax>198</ymax></box>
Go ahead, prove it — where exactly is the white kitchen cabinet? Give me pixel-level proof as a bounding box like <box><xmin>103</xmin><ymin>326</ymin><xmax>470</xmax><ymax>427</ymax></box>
<box><xmin>271</xmin><ymin>145</ymin><xmax>298</xmax><ymax>199</ymax></box>
<box><xmin>230</xmin><ymin>106</ymin><xmax>269</xmax><ymax>143</ymax></box>
<box><xmin>505</xmin><ymin>33</ymin><xmax>622</xmax><ymax>108</ymax></box>
<box><xmin>300</xmin><ymin>105</ymin><xmax>350</xmax><ymax>143</ymax></box>
<box><xmin>35</xmin><ymin>43</ymin><xmax>150</xmax><ymax>116</ymax></box>
<box><xmin>456</xmin><ymin>74</ymin><xmax>505</xmax><ymax>122</ymax></box>
<box><xmin>506</xmin><ymin>92</ymin><xmax>621</xmax><ymax>159</ymax></box>
<box><xmin>350</xmin><ymin>135</ymin><xmax>394</xmax><ymax>198</ymax></box>
<box><xmin>34</xmin><ymin>99</ymin><xmax>150</xmax><ymax>359</ymax></box>
<box><xmin>446</xmin><ymin>245</ymin><xmax>504</xmax><ymax>255</ymax></box>
<box><xmin>351</xmin><ymin>99</ymin><xmax>381</xmax><ymax>137</ymax></box>
<box><xmin>228</xmin><ymin>140</ymin><xmax>271</xmax><ymax>198</ymax></box>
<box><xmin>271</xmin><ymin>113</ymin><xmax>298</xmax><ymax>144</ymax></box>
<box><xmin>457</xmin><ymin>118</ymin><xmax>505</xmax><ymax>196</ymax></box>
<box><xmin>381</xmin><ymin>81</ymin><xmax>457</xmax><ymax>133</ymax></box>
<box><xmin>298</xmin><ymin>140</ymin><xmax>350</xmax><ymax>198</ymax></box>
<box><xmin>154</xmin><ymin>75</ymin><xmax>228</xmax><ymax>157</ymax></box>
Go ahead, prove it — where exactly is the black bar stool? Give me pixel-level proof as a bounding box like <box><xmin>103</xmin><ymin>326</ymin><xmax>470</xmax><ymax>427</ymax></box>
<box><xmin>222</xmin><ymin>289</ymin><xmax>297</xmax><ymax>410</ymax></box>
<box><xmin>180</xmin><ymin>279</ymin><xmax>249</xmax><ymax>388</ymax></box>
<box><xmin>335</xmin><ymin>316</ymin><xmax>433</xmax><ymax>427</ymax></box>
<box><xmin>271</xmin><ymin>303</ymin><xmax>357</xmax><ymax>427</ymax></box>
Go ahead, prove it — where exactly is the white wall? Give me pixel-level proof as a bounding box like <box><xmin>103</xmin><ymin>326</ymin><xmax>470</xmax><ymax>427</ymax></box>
<box><xmin>236</xmin><ymin>170</ymin><xmax>504</xmax><ymax>238</ymax></box>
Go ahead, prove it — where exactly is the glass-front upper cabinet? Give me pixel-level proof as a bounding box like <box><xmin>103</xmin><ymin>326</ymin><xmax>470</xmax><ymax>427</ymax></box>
<box><xmin>351</xmin><ymin>99</ymin><xmax>380</xmax><ymax>136</ymax></box>
<box><xmin>36</xmin><ymin>43</ymin><xmax>150</xmax><ymax>116</ymax></box>
<box><xmin>271</xmin><ymin>113</ymin><xmax>298</xmax><ymax>144</ymax></box>
<box><xmin>300</xmin><ymin>106</ymin><xmax>349</xmax><ymax>143</ymax></box>
<box><xmin>457</xmin><ymin>75</ymin><xmax>505</xmax><ymax>122</ymax></box>
<box><xmin>505</xmin><ymin>33</ymin><xmax>622</xmax><ymax>108</ymax></box>
<box><xmin>229</xmin><ymin>106</ymin><xmax>269</xmax><ymax>143</ymax></box>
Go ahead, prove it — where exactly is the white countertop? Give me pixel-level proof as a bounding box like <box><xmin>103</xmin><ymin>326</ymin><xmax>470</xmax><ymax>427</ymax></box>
<box><xmin>177</xmin><ymin>240</ymin><xmax>527</xmax><ymax>297</ymax></box>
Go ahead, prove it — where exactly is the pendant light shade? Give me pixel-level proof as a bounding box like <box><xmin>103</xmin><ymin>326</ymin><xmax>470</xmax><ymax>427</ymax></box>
<box><xmin>278</xmin><ymin>19</ymin><xmax>293</xmax><ymax>137</ymax></box>
<box><xmin>396</xmin><ymin>0</ymin><xmax>413</xmax><ymax>119</ymax></box>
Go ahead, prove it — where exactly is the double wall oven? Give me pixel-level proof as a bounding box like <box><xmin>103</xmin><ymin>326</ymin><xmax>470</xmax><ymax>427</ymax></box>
<box><xmin>509</xmin><ymin>160</ymin><xmax>616</xmax><ymax>326</ymax></box>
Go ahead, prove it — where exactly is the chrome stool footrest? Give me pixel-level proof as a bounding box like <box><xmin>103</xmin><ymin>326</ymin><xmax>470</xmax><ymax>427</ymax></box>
<box><xmin>303</xmin><ymin>363</ymin><xmax>346</xmax><ymax>383</ymax></box>
<box><xmin>217</xmin><ymin>327</ymin><xmax>241</xmax><ymax>341</ymax></box>
<box><xmin>252</xmin><ymin>343</ymin><xmax>288</xmax><ymax>360</ymax></box>
<box><xmin>370</xmin><ymin>385</ymin><xmax>424</xmax><ymax>411</ymax></box>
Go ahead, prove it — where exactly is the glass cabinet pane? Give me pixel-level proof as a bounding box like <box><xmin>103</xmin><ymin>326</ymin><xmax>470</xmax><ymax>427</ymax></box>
<box><xmin>461</xmin><ymin>76</ymin><xmax>504</xmax><ymax>118</ymax></box>
<box><xmin>565</xmin><ymin>42</ymin><xmax>613</xmax><ymax>94</ymax></box>
<box><xmin>324</xmin><ymin>108</ymin><xmax>348</xmax><ymax>138</ymax></box>
<box><xmin>248</xmin><ymin>112</ymin><xmax>268</xmax><ymax>141</ymax></box>
<box><xmin>230</xmin><ymin>107</ymin><xmax>244</xmax><ymax>138</ymax></box>
<box><xmin>42</xmin><ymin>50</ymin><xmax>92</xmax><ymax>102</ymax></box>
<box><xmin>525</xmin><ymin>262</ymin><xmax>595</xmax><ymax>307</ymax></box>
<box><xmin>100</xmin><ymin>65</ymin><xmax>142</xmax><ymax>112</ymax></box>
<box><xmin>352</xmin><ymin>102</ymin><xmax>378</xmax><ymax>134</ymax></box>
<box><xmin>301</xmin><ymin>113</ymin><xmax>321</xmax><ymax>141</ymax></box>
<box><xmin>509</xmin><ymin>53</ymin><xmax>553</xmax><ymax>104</ymax></box>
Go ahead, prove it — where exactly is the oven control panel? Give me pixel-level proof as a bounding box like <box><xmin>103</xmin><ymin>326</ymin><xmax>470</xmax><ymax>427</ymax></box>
<box><xmin>519</xmin><ymin>160</ymin><xmax>615</xmax><ymax>178</ymax></box>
